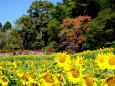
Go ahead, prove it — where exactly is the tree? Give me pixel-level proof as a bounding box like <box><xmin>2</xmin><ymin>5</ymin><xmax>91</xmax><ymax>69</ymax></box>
<box><xmin>62</xmin><ymin>0</ymin><xmax>99</xmax><ymax>18</ymax></box>
<box><xmin>2</xmin><ymin>21</ymin><xmax>12</xmax><ymax>32</ymax></box>
<box><xmin>3</xmin><ymin>29</ymin><xmax>23</xmax><ymax>50</ymax></box>
<box><xmin>59</xmin><ymin>16</ymin><xmax>92</xmax><ymax>52</ymax></box>
<box><xmin>51</xmin><ymin>0</ymin><xmax>99</xmax><ymax>25</ymax></box>
<box><xmin>96</xmin><ymin>0</ymin><xmax>115</xmax><ymax>10</ymax></box>
<box><xmin>27</xmin><ymin>0</ymin><xmax>54</xmax><ymax>17</ymax></box>
<box><xmin>46</xmin><ymin>18</ymin><xmax>61</xmax><ymax>49</ymax></box>
<box><xmin>0</xmin><ymin>31</ymin><xmax>6</xmax><ymax>50</ymax></box>
<box><xmin>82</xmin><ymin>8</ymin><xmax>115</xmax><ymax>50</ymax></box>
<box><xmin>0</xmin><ymin>22</ymin><xmax>2</xmax><ymax>30</ymax></box>
<box><xmin>51</xmin><ymin>1</ymin><xmax>76</xmax><ymax>22</ymax></box>
<box><xmin>16</xmin><ymin>15</ymin><xmax>36</xmax><ymax>49</ymax></box>
<box><xmin>27</xmin><ymin>0</ymin><xmax>57</xmax><ymax>48</ymax></box>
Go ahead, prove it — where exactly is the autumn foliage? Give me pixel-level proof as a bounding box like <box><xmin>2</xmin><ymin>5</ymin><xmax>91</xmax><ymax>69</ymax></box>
<box><xmin>59</xmin><ymin>16</ymin><xmax>92</xmax><ymax>52</ymax></box>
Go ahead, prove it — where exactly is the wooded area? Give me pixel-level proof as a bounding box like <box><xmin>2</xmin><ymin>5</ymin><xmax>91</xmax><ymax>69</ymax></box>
<box><xmin>0</xmin><ymin>0</ymin><xmax>115</xmax><ymax>53</ymax></box>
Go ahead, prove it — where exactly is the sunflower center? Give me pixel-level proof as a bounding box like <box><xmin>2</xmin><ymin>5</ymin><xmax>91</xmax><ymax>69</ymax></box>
<box><xmin>71</xmin><ymin>69</ymin><xmax>79</xmax><ymax>78</ymax></box>
<box><xmin>21</xmin><ymin>75</ymin><xmax>28</xmax><ymax>81</ymax></box>
<box><xmin>9</xmin><ymin>68</ymin><xmax>14</xmax><ymax>71</ymax></box>
<box><xmin>99</xmin><ymin>58</ymin><xmax>104</xmax><ymax>63</ymax></box>
<box><xmin>1</xmin><ymin>77</ymin><xmax>8</xmax><ymax>82</ymax></box>
<box><xmin>58</xmin><ymin>76</ymin><xmax>63</xmax><ymax>82</ymax></box>
<box><xmin>79</xmin><ymin>58</ymin><xmax>84</xmax><ymax>64</ymax></box>
<box><xmin>108</xmin><ymin>56</ymin><xmax>115</xmax><ymax>65</ymax></box>
<box><xmin>44</xmin><ymin>74</ymin><xmax>53</xmax><ymax>83</ymax></box>
<box><xmin>28</xmin><ymin>72</ymin><xmax>36</xmax><ymax>79</ymax></box>
<box><xmin>84</xmin><ymin>77</ymin><xmax>94</xmax><ymax>86</ymax></box>
<box><xmin>30</xmin><ymin>83</ymin><xmax>39</xmax><ymax>86</ymax></box>
<box><xmin>17</xmin><ymin>69</ymin><xmax>23</xmax><ymax>74</ymax></box>
<box><xmin>106</xmin><ymin>77</ymin><xmax>115</xmax><ymax>86</ymax></box>
<box><xmin>59</xmin><ymin>56</ymin><xmax>66</xmax><ymax>63</ymax></box>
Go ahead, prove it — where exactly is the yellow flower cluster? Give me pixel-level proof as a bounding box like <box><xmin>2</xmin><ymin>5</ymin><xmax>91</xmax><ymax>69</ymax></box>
<box><xmin>0</xmin><ymin>48</ymin><xmax>114</xmax><ymax>86</ymax></box>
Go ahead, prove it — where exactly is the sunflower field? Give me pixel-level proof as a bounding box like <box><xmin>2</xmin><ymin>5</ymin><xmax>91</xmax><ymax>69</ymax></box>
<box><xmin>0</xmin><ymin>48</ymin><xmax>115</xmax><ymax>86</ymax></box>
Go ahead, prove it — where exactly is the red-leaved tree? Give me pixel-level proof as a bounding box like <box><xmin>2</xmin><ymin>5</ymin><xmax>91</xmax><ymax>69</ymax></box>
<box><xmin>59</xmin><ymin>16</ymin><xmax>92</xmax><ymax>53</ymax></box>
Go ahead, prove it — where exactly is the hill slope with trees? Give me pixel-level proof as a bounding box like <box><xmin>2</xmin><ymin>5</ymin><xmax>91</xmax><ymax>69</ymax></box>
<box><xmin>0</xmin><ymin>0</ymin><xmax>115</xmax><ymax>52</ymax></box>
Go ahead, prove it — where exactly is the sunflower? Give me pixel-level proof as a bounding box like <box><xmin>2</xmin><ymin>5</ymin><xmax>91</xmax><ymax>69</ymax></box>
<box><xmin>9</xmin><ymin>68</ymin><xmax>14</xmax><ymax>72</ymax></box>
<box><xmin>39</xmin><ymin>73</ymin><xmax>57</xmax><ymax>86</ymax></box>
<box><xmin>16</xmin><ymin>69</ymin><xmax>24</xmax><ymax>77</ymax></box>
<box><xmin>0</xmin><ymin>71</ymin><xmax>2</xmax><ymax>75</ymax></box>
<box><xmin>106</xmin><ymin>53</ymin><xmax>115</xmax><ymax>69</ymax></box>
<box><xmin>26</xmin><ymin>71</ymin><xmax>36</xmax><ymax>79</ymax></box>
<box><xmin>43</xmin><ymin>74</ymin><xmax>54</xmax><ymax>83</ymax></box>
<box><xmin>75</xmin><ymin>56</ymin><xmax>86</xmax><ymax>70</ymax></box>
<box><xmin>66</xmin><ymin>66</ymin><xmax>83</xmax><ymax>84</ymax></box>
<box><xmin>55</xmin><ymin>52</ymin><xmax>71</xmax><ymax>68</ymax></box>
<box><xmin>54</xmin><ymin>74</ymin><xmax>66</xmax><ymax>86</ymax></box>
<box><xmin>12</xmin><ymin>61</ymin><xmax>18</xmax><ymax>68</ymax></box>
<box><xmin>103</xmin><ymin>76</ymin><xmax>115</xmax><ymax>86</ymax></box>
<box><xmin>40</xmin><ymin>80</ymin><xmax>57</xmax><ymax>86</ymax></box>
<box><xmin>28</xmin><ymin>80</ymin><xmax>41</xmax><ymax>86</ymax></box>
<box><xmin>0</xmin><ymin>76</ymin><xmax>9</xmax><ymax>86</ymax></box>
<box><xmin>81</xmin><ymin>75</ymin><xmax>98</xmax><ymax>86</ymax></box>
<box><xmin>20</xmin><ymin>74</ymin><xmax>30</xmax><ymax>85</ymax></box>
<box><xmin>0</xmin><ymin>66</ymin><xmax>3</xmax><ymax>70</ymax></box>
<box><xmin>0</xmin><ymin>66</ymin><xmax>3</xmax><ymax>75</ymax></box>
<box><xmin>95</xmin><ymin>53</ymin><xmax>108</xmax><ymax>69</ymax></box>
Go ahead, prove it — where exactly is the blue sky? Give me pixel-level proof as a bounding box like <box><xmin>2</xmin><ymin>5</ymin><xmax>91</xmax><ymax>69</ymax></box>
<box><xmin>0</xmin><ymin>0</ymin><xmax>62</xmax><ymax>26</ymax></box>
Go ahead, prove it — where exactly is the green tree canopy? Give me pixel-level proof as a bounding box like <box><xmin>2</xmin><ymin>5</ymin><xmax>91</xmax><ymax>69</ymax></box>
<box><xmin>82</xmin><ymin>8</ymin><xmax>115</xmax><ymax>50</ymax></box>
<box><xmin>0</xmin><ymin>31</ymin><xmax>6</xmax><ymax>49</ymax></box>
<box><xmin>0</xmin><ymin>22</ymin><xmax>2</xmax><ymax>30</ymax></box>
<box><xmin>3</xmin><ymin>28</ymin><xmax>23</xmax><ymax>50</ymax></box>
<box><xmin>26</xmin><ymin>0</ymin><xmax>59</xmax><ymax>49</ymax></box>
<box><xmin>96</xmin><ymin>0</ymin><xmax>115</xmax><ymax>10</ymax></box>
<box><xmin>16</xmin><ymin>15</ymin><xmax>36</xmax><ymax>49</ymax></box>
<box><xmin>2</xmin><ymin>21</ymin><xmax>12</xmax><ymax>32</ymax></box>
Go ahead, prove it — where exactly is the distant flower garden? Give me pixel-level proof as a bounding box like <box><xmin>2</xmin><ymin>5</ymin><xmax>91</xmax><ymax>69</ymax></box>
<box><xmin>0</xmin><ymin>49</ymin><xmax>54</xmax><ymax>57</ymax></box>
<box><xmin>0</xmin><ymin>49</ymin><xmax>54</xmax><ymax>53</ymax></box>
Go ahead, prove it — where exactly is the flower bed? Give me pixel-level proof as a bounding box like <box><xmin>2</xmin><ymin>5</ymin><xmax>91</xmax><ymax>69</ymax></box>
<box><xmin>0</xmin><ymin>48</ymin><xmax>114</xmax><ymax>86</ymax></box>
